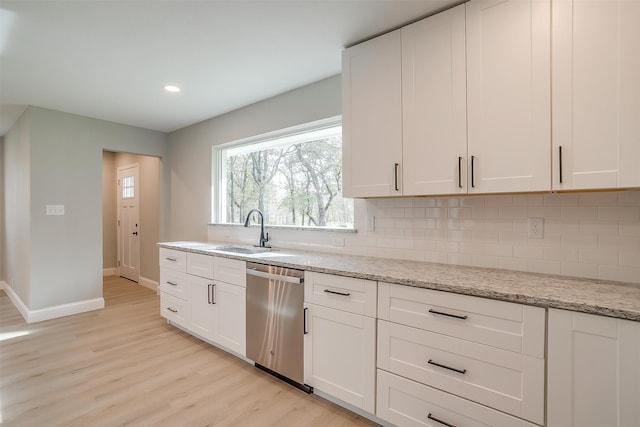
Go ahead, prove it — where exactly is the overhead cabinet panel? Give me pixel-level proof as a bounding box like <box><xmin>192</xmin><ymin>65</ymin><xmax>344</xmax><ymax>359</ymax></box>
<box><xmin>552</xmin><ymin>0</ymin><xmax>640</xmax><ymax>190</ymax></box>
<box><xmin>402</xmin><ymin>4</ymin><xmax>467</xmax><ymax>196</ymax></box>
<box><xmin>466</xmin><ymin>0</ymin><xmax>551</xmax><ymax>193</ymax></box>
<box><xmin>342</xmin><ymin>31</ymin><xmax>402</xmax><ymax>197</ymax></box>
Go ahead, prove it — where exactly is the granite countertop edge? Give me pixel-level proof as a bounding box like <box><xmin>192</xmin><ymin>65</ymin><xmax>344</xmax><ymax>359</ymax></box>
<box><xmin>158</xmin><ymin>241</ymin><xmax>640</xmax><ymax>322</ymax></box>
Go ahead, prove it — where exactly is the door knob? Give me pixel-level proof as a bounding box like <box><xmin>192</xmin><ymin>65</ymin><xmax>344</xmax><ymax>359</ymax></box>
<box><xmin>132</xmin><ymin>231</ymin><xmax>138</xmax><ymax>235</ymax></box>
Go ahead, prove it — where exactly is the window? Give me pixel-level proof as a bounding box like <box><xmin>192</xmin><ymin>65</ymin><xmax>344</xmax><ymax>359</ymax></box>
<box><xmin>121</xmin><ymin>176</ymin><xmax>135</xmax><ymax>199</ymax></box>
<box><xmin>213</xmin><ymin>117</ymin><xmax>353</xmax><ymax>228</ymax></box>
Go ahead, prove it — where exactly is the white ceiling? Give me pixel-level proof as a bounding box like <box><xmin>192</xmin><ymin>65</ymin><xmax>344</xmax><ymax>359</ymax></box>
<box><xmin>0</xmin><ymin>0</ymin><xmax>461</xmax><ymax>136</ymax></box>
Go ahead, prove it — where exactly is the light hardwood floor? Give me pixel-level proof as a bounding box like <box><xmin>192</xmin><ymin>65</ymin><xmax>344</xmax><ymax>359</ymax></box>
<box><xmin>0</xmin><ymin>276</ymin><xmax>380</xmax><ymax>427</ymax></box>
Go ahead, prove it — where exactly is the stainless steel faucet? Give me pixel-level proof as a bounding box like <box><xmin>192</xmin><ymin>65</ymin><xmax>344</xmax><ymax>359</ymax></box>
<box><xmin>244</xmin><ymin>209</ymin><xmax>270</xmax><ymax>247</ymax></box>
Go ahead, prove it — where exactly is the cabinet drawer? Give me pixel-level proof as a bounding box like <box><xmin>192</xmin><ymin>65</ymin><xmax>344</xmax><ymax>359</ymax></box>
<box><xmin>160</xmin><ymin>292</ymin><xmax>188</xmax><ymax>328</ymax></box>
<box><xmin>304</xmin><ymin>272</ymin><xmax>377</xmax><ymax>317</ymax></box>
<box><xmin>159</xmin><ymin>248</ymin><xmax>186</xmax><ymax>272</ymax></box>
<box><xmin>378</xmin><ymin>283</ymin><xmax>545</xmax><ymax>357</ymax></box>
<box><xmin>213</xmin><ymin>257</ymin><xmax>246</xmax><ymax>287</ymax></box>
<box><xmin>159</xmin><ymin>268</ymin><xmax>188</xmax><ymax>300</ymax></box>
<box><xmin>377</xmin><ymin>370</ymin><xmax>538</xmax><ymax>427</ymax></box>
<box><xmin>378</xmin><ymin>320</ymin><xmax>544</xmax><ymax>424</ymax></box>
<box><xmin>187</xmin><ymin>253</ymin><xmax>214</xmax><ymax>279</ymax></box>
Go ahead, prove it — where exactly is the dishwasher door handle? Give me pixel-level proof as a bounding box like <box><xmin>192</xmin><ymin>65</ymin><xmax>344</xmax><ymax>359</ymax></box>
<box><xmin>246</xmin><ymin>268</ymin><xmax>303</xmax><ymax>284</ymax></box>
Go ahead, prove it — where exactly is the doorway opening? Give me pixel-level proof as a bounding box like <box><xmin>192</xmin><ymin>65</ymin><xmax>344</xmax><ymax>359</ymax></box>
<box><xmin>102</xmin><ymin>151</ymin><xmax>161</xmax><ymax>292</ymax></box>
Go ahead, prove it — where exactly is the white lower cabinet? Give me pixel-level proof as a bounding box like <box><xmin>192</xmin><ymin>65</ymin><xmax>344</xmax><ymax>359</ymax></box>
<box><xmin>303</xmin><ymin>272</ymin><xmax>377</xmax><ymax>413</ymax></box>
<box><xmin>188</xmin><ymin>274</ymin><xmax>216</xmax><ymax>341</ymax></box>
<box><xmin>160</xmin><ymin>291</ymin><xmax>188</xmax><ymax>328</ymax></box>
<box><xmin>547</xmin><ymin>309</ymin><xmax>640</xmax><ymax>427</ymax></box>
<box><xmin>304</xmin><ymin>304</ymin><xmax>376</xmax><ymax>412</ymax></box>
<box><xmin>213</xmin><ymin>281</ymin><xmax>246</xmax><ymax>357</ymax></box>
<box><xmin>377</xmin><ymin>282</ymin><xmax>545</xmax><ymax>426</ymax></box>
<box><xmin>377</xmin><ymin>370</ymin><xmax>538</xmax><ymax>427</ymax></box>
<box><xmin>160</xmin><ymin>251</ymin><xmax>246</xmax><ymax>357</ymax></box>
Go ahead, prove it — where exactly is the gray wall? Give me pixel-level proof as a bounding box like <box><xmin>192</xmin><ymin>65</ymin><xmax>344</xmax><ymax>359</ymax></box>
<box><xmin>0</xmin><ymin>136</ymin><xmax>4</xmax><ymax>282</ymax></box>
<box><xmin>3</xmin><ymin>110</ymin><xmax>31</xmax><ymax>305</ymax></box>
<box><xmin>102</xmin><ymin>151</ymin><xmax>117</xmax><ymax>271</ymax></box>
<box><xmin>4</xmin><ymin>106</ymin><xmax>167</xmax><ymax>311</ymax></box>
<box><xmin>167</xmin><ymin>75</ymin><xmax>341</xmax><ymax>241</ymax></box>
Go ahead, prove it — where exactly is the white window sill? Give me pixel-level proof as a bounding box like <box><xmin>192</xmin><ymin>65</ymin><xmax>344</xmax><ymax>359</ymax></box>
<box><xmin>208</xmin><ymin>223</ymin><xmax>357</xmax><ymax>233</ymax></box>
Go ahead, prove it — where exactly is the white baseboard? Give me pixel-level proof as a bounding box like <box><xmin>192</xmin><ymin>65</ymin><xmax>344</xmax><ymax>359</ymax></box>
<box><xmin>1</xmin><ymin>281</ymin><xmax>104</xmax><ymax>324</ymax></box>
<box><xmin>139</xmin><ymin>276</ymin><xmax>159</xmax><ymax>293</ymax></box>
<box><xmin>103</xmin><ymin>267</ymin><xmax>117</xmax><ymax>276</ymax></box>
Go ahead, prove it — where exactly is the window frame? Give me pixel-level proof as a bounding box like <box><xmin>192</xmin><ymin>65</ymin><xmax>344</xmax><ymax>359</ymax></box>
<box><xmin>211</xmin><ymin>116</ymin><xmax>351</xmax><ymax>229</ymax></box>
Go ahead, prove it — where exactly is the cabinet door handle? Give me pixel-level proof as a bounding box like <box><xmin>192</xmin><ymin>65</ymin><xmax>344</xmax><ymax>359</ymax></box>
<box><xmin>428</xmin><ymin>359</ymin><xmax>467</xmax><ymax>375</ymax></box>
<box><xmin>166</xmin><ymin>307</ymin><xmax>178</xmax><ymax>313</ymax></box>
<box><xmin>428</xmin><ymin>309</ymin><xmax>468</xmax><ymax>320</ymax></box>
<box><xmin>303</xmin><ymin>307</ymin><xmax>309</xmax><ymax>334</ymax></box>
<box><xmin>323</xmin><ymin>289</ymin><xmax>351</xmax><ymax>297</ymax></box>
<box><xmin>458</xmin><ymin>156</ymin><xmax>463</xmax><ymax>189</ymax></box>
<box><xmin>207</xmin><ymin>284</ymin><xmax>212</xmax><ymax>304</ymax></box>
<box><xmin>211</xmin><ymin>284</ymin><xmax>216</xmax><ymax>304</ymax></box>
<box><xmin>166</xmin><ymin>281</ymin><xmax>178</xmax><ymax>286</ymax></box>
<box><xmin>394</xmin><ymin>163</ymin><xmax>400</xmax><ymax>191</ymax></box>
<box><xmin>470</xmin><ymin>155</ymin><xmax>476</xmax><ymax>188</ymax></box>
<box><xmin>427</xmin><ymin>413</ymin><xmax>457</xmax><ymax>427</ymax></box>
<box><xmin>165</xmin><ymin>257</ymin><xmax>177</xmax><ymax>262</ymax></box>
<box><xmin>559</xmin><ymin>145</ymin><xmax>563</xmax><ymax>184</ymax></box>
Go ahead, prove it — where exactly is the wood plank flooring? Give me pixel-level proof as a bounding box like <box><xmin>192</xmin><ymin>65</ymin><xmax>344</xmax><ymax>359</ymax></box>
<box><xmin>0</xmin><ymin>276</ymin><xmax>379</xmax><ymax>427</ymax></box>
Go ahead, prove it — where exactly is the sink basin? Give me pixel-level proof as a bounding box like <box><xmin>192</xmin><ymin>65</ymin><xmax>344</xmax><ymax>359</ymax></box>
<box><xmin>215</xmin><ymin>245</ymin><xmax>273</xmax><ymax>255</ymax></box>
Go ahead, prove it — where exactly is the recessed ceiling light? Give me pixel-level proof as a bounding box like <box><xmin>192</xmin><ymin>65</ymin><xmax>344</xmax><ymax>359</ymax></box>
<box><xmin>164</xmin><ymin>85</ymin><xmax>181</xmax><ymax>93</ymax></box>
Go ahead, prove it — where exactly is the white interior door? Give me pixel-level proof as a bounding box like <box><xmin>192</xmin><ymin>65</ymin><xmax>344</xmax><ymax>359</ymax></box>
<box><xmin>117</xmin><ymin>164</ymin><xmax>140</xmax><ymax>282</ymax></box>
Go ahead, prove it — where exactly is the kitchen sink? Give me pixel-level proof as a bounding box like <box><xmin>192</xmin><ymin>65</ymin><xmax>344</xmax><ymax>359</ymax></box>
<box><xmin>215</xmin><ymin>245</ymin><xmax>273</xmax><ymax>254</ymax></box>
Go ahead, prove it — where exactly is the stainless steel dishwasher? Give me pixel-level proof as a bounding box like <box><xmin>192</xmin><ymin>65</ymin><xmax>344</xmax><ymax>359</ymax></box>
<box><xmin>245</xmin><ymin>262</ymin><xmax>311</xmax><ymax>393</ymax></box>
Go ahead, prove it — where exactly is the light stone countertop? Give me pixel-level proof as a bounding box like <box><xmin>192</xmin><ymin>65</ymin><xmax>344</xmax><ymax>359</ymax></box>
<box><xmin>159</xmin><ymin>241</ymin><xmax>640</xmax><ymax>322</ymax></box>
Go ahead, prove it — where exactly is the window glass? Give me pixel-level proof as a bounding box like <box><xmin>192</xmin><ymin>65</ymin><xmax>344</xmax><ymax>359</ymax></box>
<box><xmin>215</xmin><ymin>121</ymin><xmax>353</xmax><ymax>228</ymax></box>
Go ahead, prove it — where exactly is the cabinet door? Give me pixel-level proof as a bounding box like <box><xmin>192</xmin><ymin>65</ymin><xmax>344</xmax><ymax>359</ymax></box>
<box><xmin>213</xmin><ymin>281</ymin><xmax>246</xmax><ymax>357</ymax></box>
<box><xmin>342</xmin><ymin>30</ymin><xmax>402</xmax><ymax>197</ymax></box>
<box><xmin>188</xmin><ymin>275</ymin><xmax>216</xmax><ymax>341</ymax></box>
<box><xmin>548</xmin><ymin>309</ymin><xmax>640</xmax><ymax>427</ymax></box>
<box><xmin>466</xmin><ymin>0</ymin><xmax>550</xmax><ymax>193</ymax></box>
<box><xmin>552</xmin><ymin>0</ymin><xmax>640</xmax><ymax>190</ymax></box>
<box><xmin>303</xmin><ymin>304</ymin><xmax>376</xmax><ymax>413</ymax></box>
<box><xmin>402</xmin><ymin>4</ymin><xmax>467</xmax><ymax>196</ymax></box>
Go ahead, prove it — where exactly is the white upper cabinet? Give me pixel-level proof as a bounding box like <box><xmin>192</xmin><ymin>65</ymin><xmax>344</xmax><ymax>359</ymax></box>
<box><xmin>402</xmin><ymin>4</ymin><xmax>467</xmax><ymax>196</ymax></box>
<box><xmin>466</xmin><ymin>0</ymin><xmax>551</xmax><ymax>193</ymax></box>
<box><xmin>552</xmin><ymin>0</ymin><xmax>640</xmax><ymax>190</ymax></box>
<box><xmin>342</xmin><ymin>30</ymin><xmax>402</xmax><ymax>198</ymax></box>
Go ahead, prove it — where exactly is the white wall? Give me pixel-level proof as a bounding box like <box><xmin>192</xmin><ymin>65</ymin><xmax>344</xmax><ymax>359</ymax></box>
<box><xmin>4</xmin><ymin>106</ymin><xmax>167</xmax><ymax>313</ymax></box>
<box><xmin>0</xmin><ymin>136</ymin><xmax>4</xmax><ymax>282</ymax></box>
<box><xmin>167</xmin><ymin>75</ymin><xmax>341</xmax><ymax>241</ymax></box>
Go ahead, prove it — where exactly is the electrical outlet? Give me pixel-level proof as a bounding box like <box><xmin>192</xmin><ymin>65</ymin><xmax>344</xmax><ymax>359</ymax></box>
<box><xmin>46</xmin><ymin>205</ymin><xmax>65</xmax><ymax>216</ymax></box>
<box><xmin>528</xmin><ymin>217</ymin><xmax>544</xmax><ymax>239</ymax></box>
<box><xmin>367</xmin><ymin>215</ymin><xmax>375</xmax><ymax>231</ymax></box>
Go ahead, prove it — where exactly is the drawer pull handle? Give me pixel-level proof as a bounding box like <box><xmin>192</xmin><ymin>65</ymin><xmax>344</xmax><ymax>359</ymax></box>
<box><xmin>165</xmin><ymin>257</ymin><xmax>177</xmax><ymax>262</ymax></box>
<box><xmin>166</xmin><ymin>307</ymin><xmax>178</xmax><ymax>313</ymax></box>
<box><xmin>428</xmin><ymin>309</ymin><xmax>467</xmax><ymax>320</ymax></box>
<box><xmin>166</xmin><ymin>281</ymin><xmax>178</xmax><ymax>286</ymax></box>
<box><xmin>427</xmin><ymin>413</ymin><xmax>456</xmax><ymax>427</ymax></box>
<box><xmin>428</xmin><ymin>359</ymin><xmax>467</xmax><ymax>375</ymax></box>
<box><xmin>323</xmin><ymin>289</ymin><xmax>351</xmax><ymax>297</ymax></box>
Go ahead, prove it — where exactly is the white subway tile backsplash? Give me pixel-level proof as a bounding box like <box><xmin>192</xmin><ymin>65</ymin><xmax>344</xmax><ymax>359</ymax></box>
<box><xmin>599</xmin><ymin>265</ymin><xmax>640</xmax><ymax>283</ymax></box>
<box><xmin>620</xmin><ymin>222</ymin><xmax>640</xmax><ymax>237</ymax></box>
<box><xmin>598</xmin><ymin>206</ymin><xmax>640</xmax><ymax>221</ymax></box>
<box><xmin>527</xmin><ymin>259</ymin><xmax>562</xmax><ymax>275</ymax></box>
<box><xmin>210</xmin><ymin>191</ymin><xmax>640</xmax><ymax>285</ymax></box>
<box><xmin>562</xmin><ymin>206</ymin><xmax>598</xmax><ymax>221</ymax></box>
<box><xmin>499</xmin><ymin>256</ymin><xmax>529</xmax><ymax>271</ymax></box>
<box><xmin>619</xmin><ymin>191</ymin><xmax>640</xmax><ymax>206</ymax></box>
<box><xmin>578</xmin><ymin>192</ymin><xmax>619</xmax><ymax>206</ymax></box>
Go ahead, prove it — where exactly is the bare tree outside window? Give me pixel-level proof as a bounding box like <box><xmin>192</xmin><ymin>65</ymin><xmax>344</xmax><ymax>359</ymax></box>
<box><xmin>220</xmin><ymin>125</ymin><xmax>353</xmax><ymax>228</ymax></box>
